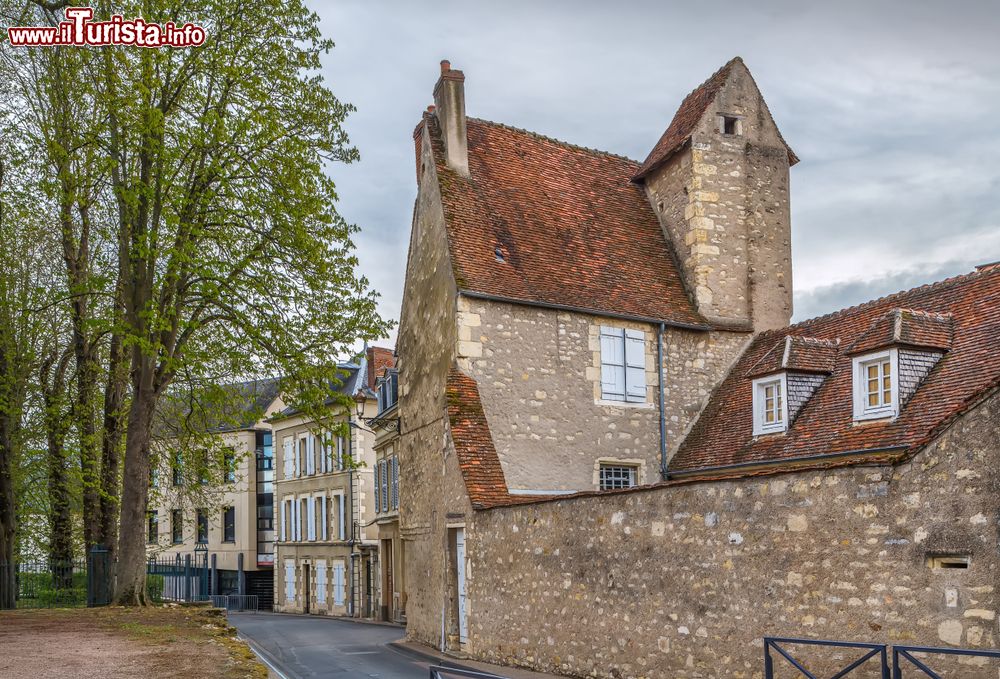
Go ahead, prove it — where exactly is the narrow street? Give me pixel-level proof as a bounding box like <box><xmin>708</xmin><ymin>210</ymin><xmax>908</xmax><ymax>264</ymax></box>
<box><xmin>230</xmin><ymin>613</ymin><xmax>430</xmax><ymax>679</ymax></box>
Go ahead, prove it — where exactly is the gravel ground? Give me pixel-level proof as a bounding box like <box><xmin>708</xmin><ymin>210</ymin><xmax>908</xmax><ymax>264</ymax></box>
<box><xmin>0</xmin><ymin>606</ymin><xmax>267</xmax><ymax>679</ymax></box>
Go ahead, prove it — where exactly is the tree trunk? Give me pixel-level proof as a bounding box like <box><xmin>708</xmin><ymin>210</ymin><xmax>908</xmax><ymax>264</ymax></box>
<box><xmin>0</xmin><ymin>409</ymin><xmax>16</xmax><ymax>609</ymax></box>
<box><xmin>97</xmin><ymin>330</ymin><xmax>126</xmax><ymax>563</ymax></box>
<box><xmin>41</xmin><ymin>355</ymin><xmax>73</xmax><ymax>587</ymax></box>
<box><xmin>113</xmin><ymin>361</ymin><xmax>156</xmax><ymax>605</ymax></box>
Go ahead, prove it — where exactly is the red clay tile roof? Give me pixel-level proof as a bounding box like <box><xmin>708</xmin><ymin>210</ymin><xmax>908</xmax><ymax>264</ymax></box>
<box><xmin>672</xmin><ymin>267</ymin><xmax>1000</xmax><ymax>473</ymax></box>
<box><xmin>446</xmin><ymin>367</ymin><xmax>510</xmax><ymax>509</ymax></box>
<box><xmin>746</xmin><ymin>336</ymin><xmax>839</xmax><ymax>378</ymax></box>
<box><xmin>846</xmin><ymin>308</ymin><xmax>954</xmax><ymax>356</ymax></box>
<box><xmin>366</xmin><ymin>346</ymin><xmax>396</xmax><ymax>391</ymax></box>
<box><xmin>418</xmin><ymin>113</ymin><xmax>706</xmax><ymax>328</ymax></box>
<box><xmin>632</xmin><ymin>56</ymin><xmax>798</xmax><ymax>181</ymax></box>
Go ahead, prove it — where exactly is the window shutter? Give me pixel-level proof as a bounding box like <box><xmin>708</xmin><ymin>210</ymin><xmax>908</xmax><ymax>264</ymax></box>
<box><xmin>337</xmin><ymin>436</ymin><xmax>346</xmax><ymax>470</ymax></box>
<box><xmin>285</xmin><ymin>561</ymin><xmax>295</xmax><ymax>602</ymax></box>
<box><xmin>316</xmin><ymin>560</ymin><xmax>327</xmax><ymax>604</ymax></box>
<box><xmin>293</xmin><ymin>438</ymin><xmax>300</xmax><ymax>478</ymax></box>
<box><xmin>600</xmin><ymin>327</ymin><xmax>625</xmax><ymax>399</ymax></box>
<box><xmin>304</xmin><ymin>436</ymin><xmax>313</xmax><ymax>475</ymax></box>
<box><xmin>392</xmin><ymin>457</ymin><xmax>399</xmax><ymax>510</ymax></box>
<box><xmin>381</xmin><ymin>460</ymin><xmax>389</xmax><ymax>512</ymax></box>
<box><xmin>307</xmin><ymin>497</ymin><xmax>315</xmax><ymax>540</ymax></box>
<box><xmin>374</xmin><ymin>462</ymin><xmax>380</xmax><ymax>511</ymax></box>
<box><xmin>323</xmin><ymin>433</ymin><xmax>333</xmax><ymax>473</ymax></box>
<box><xmin>333</xmin><ymin>563</ymin><xmax>345</xmax><ymax>606</ymax></box>
<box><xmin>624</xmin><ymin>329</ymin><xmax>646</xmax><ymax>401</ymax></box>
<box><xmin>280</xmin><ymin>500</ymin><xmax>286</xmax><ymax>542</ymax></box>
<box><xmin>293</xmin><ymin>499</ymin><xmax>299</xmax><ymax>541</ymax></box>
<box><xmin>321</xmin><ymin>495</ymin><xmax>328</xmax><ymax>541</ymax></box>
<box><xmin>338</xmin><ymin>494</ymin><xmax>346</xmax><ymax>541</ymax></box>
<box><xmin>283</xmin><ymin>439</ymin><xmax>294</xmax><ymax>479</ymax></box>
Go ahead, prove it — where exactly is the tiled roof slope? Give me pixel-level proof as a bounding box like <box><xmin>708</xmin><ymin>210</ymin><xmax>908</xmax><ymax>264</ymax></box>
<box><xmin>419</xmin><ymin>114</ymin><xmax>705</xmax><ymax>328</ymax></box>
<box><xmin>846</xmin><ymin>308</ymin><xmax>953</xmax><ymax>355</ymax></box>
<box><xmin>746</xmin><ymin>336</ymin><xmax>839</xmax><ymax>378</ymax></box>
<box><xmin>445</xmin><ymin>367</ymin><xmax>510</xmax><ymax>509</ymax></box>
<box><xmin>672</xmin><ymin>267</ymin><xmax>1000</xmax><ymax>472</ymax></box>
<box><xmin>632</xmin><ymin>56</ymin><xmax>798</xmax><ymax>181</ymax></box>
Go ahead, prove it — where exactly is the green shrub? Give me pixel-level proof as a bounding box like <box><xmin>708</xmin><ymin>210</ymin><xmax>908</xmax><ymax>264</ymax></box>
<box><xmin>146</xmin><ymin>574</ymin><xmax>165</xmax><ymax>603</ymax></box>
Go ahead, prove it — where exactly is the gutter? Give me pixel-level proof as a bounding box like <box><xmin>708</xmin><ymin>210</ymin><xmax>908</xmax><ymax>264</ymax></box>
<box><xmin>657</xmin><ymin>323</ymin><xmax>669</xmax><ymax>481</ymax></box>
<box><xmin>458</xmin><ymin>290</ymin><xmax>711</xmax><ymax>332</ymax></box>
<box><xmin>667</xmin><ymin>446</ymin><xmax>906</xmax><ymax>479</ymax></box>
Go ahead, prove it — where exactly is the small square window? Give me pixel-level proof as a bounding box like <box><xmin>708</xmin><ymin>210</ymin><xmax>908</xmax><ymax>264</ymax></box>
<box><xmin>722</xmin><ymin>116</ymin><xmax>741</xmax><ymax>136</ymax></box>
<box><xmin>599</xmin><ymin>464</ymin><xmax>637</xmax><ymax>490</ymax></box>
<box><xmin>752</xmin><ymin>374</ymin><xmax>788</xmax><ymax>436</ymax></box>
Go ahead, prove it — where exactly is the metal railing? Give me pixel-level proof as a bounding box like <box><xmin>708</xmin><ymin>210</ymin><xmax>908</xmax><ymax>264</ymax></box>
<box><xmin>0</xmin><ymin>560</ymin><xmax>88</xmax><ymax>609</ymax></box>
<box><xmin>892</xmin><ymin>644</ymin><xmax>1000</xmax><ymax>678</ymax></box>
<box><xmin>764</xmin><ymin>637</ymin><xmax>890</xmax><ymax>678</ymax></box>
<box><xmin>210</xmin><ymin>594</ymin><xmax>258</xmax><ymax>612</ymax></box>
<box><xmin>765</xmin><ymin>638</ymin><xmax>1000</xmax><ymax>678</ymax></box>
<box><xmin>428</xmin><ymin>665</ymin><xmax>508</xmax><ymax>679</ymax></box>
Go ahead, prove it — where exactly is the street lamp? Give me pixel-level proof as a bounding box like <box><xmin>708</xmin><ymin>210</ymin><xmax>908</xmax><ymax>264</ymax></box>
<box><xmin>354</xmin><ymin>393</ymin><xmax>401</xmax><ymax>433</ymax></box>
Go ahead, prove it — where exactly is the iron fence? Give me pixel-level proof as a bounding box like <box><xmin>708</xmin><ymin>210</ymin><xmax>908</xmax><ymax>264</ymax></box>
<box><xmin>147</xmin><ymin>552</ymin><xmax>210</xmax><ymax>603</ymax></box>
<box><xmin>210</xmin><ymin>594</ymin><xmax>258</xmax><ymax>612</ymax></box>
<box><xmin>0</xmin><ymin>560</ymin><xmax>88</xmax><ymax>609</ymax></box>
<box><xmin>892</xmin><ymin>644</ymin><xmax>1000</xmax><ymax>678</ymax></box>
<box><xmin>764</xmin><ymin>637</ymin><xmax>889</xmax><ymax>678</ymax></box>
<box><xmin>765</xmin><ymin>638</ymin><xmax>1000</xmax><ymax>678</ymax></box>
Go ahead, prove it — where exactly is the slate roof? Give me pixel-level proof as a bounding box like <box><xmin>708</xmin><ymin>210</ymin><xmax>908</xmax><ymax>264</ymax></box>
<box><xmin>632</xmin><ymin>56</ymin><xmax>797</xmax><ymax>182</ymax></box>
<box><xmin>154</xmin><ymin>377</ymin><xmax>281</xmax><ymax>437</ymax></box>
<box><xmin>417</xmin><ymin>113</ymin><xmax>705</xmax><ymax>328</ymax></box>
<box><xmin>672</xmin><ymin>266</ymin><xmax>1000</xmax><ymax>473</ymax></box>
<box><xmin>272</xmin><ymin>361</ymin><xmax>366</xmax><ymax>420</ymax></box>
<box><xmin>445</xmin><ymin>367</ymin><xmax>511</xmax><ymax>509</ymax></box>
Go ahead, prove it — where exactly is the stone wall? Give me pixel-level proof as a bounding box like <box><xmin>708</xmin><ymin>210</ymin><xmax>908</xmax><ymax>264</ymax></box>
<box><xmin>456</xmin><ymin>296</ymin><xmax>749</xmax><ymax>492</ymax></box>
<box><xmin>464</xmin><ymin>391</ymin><xmax>1000</xmax><ymax>678</ymax></box>
<box><xmin>643</xmin><ymin>60</ymin><xmax>793</xmax><ymax>332</ymax></box>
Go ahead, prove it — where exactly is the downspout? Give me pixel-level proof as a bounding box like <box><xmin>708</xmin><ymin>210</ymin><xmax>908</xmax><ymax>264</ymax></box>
<box><xmin>657</xmin><ymin>322</ymin><xmax>669</xmax><ymax>481</ymax></box>
<box><xmin>348</xmin><ymin>425</ymin><xmax>356</xmax><ymax>617</ymax></box>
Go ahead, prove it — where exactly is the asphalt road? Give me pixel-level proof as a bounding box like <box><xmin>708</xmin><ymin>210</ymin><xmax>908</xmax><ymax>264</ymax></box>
<box><xmin>229</xmin><ymin>613</ymin><xmax>430</xmax><ymax>679</ymax></box>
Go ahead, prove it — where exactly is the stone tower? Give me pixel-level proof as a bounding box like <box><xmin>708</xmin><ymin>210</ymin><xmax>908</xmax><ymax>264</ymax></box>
<box><xmin>633</xmin><ymin>57</ymin><xmax>797</xmax><ymax>332</ymax></box>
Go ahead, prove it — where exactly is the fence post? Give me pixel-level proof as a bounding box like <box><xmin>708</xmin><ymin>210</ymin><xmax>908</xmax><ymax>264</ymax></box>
<box><xmin>184</xmin><ymin>554</ymin><xmax>192</xmax><ymax>602</ymax></box>
<box><xmin>238</xmin><ymin>552</ymin><xmax>245</xmax><ymax>596</ymax></box>
<box><xmin>210</xmin><ymin>554</ymin><xmax>217</xmax><ymax>597</ymax></box>
<box><xmin>87</xmin><ymin>545</ymin><xmax>110</xmax><ymax>607</ymax></box>
<box><xmin>763</xmin><ymin>639</ymin><xmax>774</xmax><ymax>679</ymax></box>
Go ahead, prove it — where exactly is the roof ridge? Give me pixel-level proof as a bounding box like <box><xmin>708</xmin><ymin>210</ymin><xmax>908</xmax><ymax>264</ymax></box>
<box><xmin>789</xmin><ymin>266</ymin><xmax>999</xmax><ymax>330</ymax></box>
<box><xmin>467</xmin><ymin>117</ymin><xmax>639</xmax><ymax>165</ymax></box>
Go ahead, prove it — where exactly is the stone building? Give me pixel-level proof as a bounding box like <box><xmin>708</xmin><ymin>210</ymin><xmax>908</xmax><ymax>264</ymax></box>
<box><xmin>147</xmin><ymin>378</ymin><xmax>283</xmax><ymax>605</ymax></box>
<box><xmin>396</xmin><ymin>55</ymin><xmax>1000</xmax><ymax>676</ymax></box>
<box><xmin>270</xmin><ymin>346</ymin><xmax>392</xmax><ymax>619</ymax></box>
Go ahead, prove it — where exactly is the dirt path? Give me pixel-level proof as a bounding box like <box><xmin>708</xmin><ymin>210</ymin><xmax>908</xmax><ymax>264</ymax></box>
<box><xmin>0</xmin><ymin>606</ymin><xmax>266</xmax><ymax>679</ymax></box>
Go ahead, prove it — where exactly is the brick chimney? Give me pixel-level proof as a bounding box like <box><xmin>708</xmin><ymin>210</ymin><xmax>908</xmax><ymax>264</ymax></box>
<box><xmin>432</xmin><ymin>60</ymin><xmax>469</xmax><ymax>177</ymax></box>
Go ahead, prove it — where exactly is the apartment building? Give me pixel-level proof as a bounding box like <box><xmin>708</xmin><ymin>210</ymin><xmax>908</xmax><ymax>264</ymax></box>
<box><xmin>271</xmin><ymin>346</ymin><xmax>394</xmax><ymax>618</ymax></box>
<box><xmin>371</xmin><ymin>363</ymin><xmax>403</xmax><ymax>623</ymax></box>
<box><xmin>147</xmin><ymin>378</ymin><xmax>282</xmax><ymax>604</ymax></box>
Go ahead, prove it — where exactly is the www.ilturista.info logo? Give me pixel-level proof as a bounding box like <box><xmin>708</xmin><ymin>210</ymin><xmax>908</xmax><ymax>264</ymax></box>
<box><xmin>7</xmin><ymin>7</ymin><xmax>206</xmax><ymax>48</ymax></box>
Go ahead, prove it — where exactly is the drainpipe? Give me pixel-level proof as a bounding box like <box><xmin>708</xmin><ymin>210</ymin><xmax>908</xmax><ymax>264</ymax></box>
<box><xmin>657</xmin><ymin>322</ymin><xmax>669</xmax><ymax>481</ymax></box>
<box><xmin>348</xmin><ymin>423</ymin><xmax>356</xmax><ymax>617</ymax></box>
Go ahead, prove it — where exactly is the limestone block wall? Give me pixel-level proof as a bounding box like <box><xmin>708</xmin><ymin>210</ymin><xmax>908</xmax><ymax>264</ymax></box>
<box><xmin>465</xmin><ymin>392</ymin><xmax>1000</xmax><ymax>678</ymax></box>
<box><xmin>455</xmin><ymin>296</ymin><xmax>749</xmax><ymax>492</ymax></box>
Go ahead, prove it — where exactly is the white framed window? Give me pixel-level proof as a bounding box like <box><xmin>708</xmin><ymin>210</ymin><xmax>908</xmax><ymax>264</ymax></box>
<box><xmin>600</xmin><ymin>326</ymin><xmax>646</xmax><ymax>403</ymax></box>
<box><xmin>283</xmin><ymin>437</ymin><xmax>294</xmax><ymax>479</ymax></box>
<box><xmin>852</xmin><ymin>349</ymin><xmax>898</xmax><ymax>421</ymax></box>
<box><xmin>752</xmin><ymin>374</ymin><xmax>788</xmax><ymax>435</ymax></box>
<box><xmin>599</xmin><ymin>464</ymin><xmax>637</xmax><ymax>490</ymax></box>
<box><xmin>316</xmin><ymin>560</ymin><xmax>328</xmax><ymax>604</ymax></box>
<box><xmin>332</xmin><ymin>562</ymin><xmax>345</xmax><ymax>606</ymax></box>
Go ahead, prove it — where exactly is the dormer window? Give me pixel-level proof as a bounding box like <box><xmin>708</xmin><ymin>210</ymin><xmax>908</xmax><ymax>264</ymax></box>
<box><xmin>752</xmin><ymin>374</ymin><xmax>788</xmax><ymax>436</ymax></box>
<box><xmin>852</xmin><ymin>349</ymin><xmax>898</xmax><ymax>421</ymax></box>
<box><xmin>377</xmin><ymin>369</ymin><xmax>399</xmax><ymax>415</ymax></box>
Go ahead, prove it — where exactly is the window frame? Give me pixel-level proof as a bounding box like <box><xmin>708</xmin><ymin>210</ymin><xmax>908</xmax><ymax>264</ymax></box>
<box><xmin>222</xmin><ymin>449</ymin><xmax>237</xmax><ymax>484</ymax></box>
<box><xmin>196</xmin><ymin>509</ymin><xmax>209</xmax><ymax>544</ymax></box>
<box><xmin>752</xmin><ymin>373</ymin><xmax>789</xmax><ymax>436</ymax></box>
<box><xmin>598</xmin><ymin>463</ymin><xmax>638</xmax><ymax>491</ymax></box>
<box><xmin>222</xmin><ymin>506</ymin><xmax>236</xmax><ymax>543</ymax></box>
<box><xmin>171</xmin><ymin>509</ymin><xmax>183</xmax><ymax>544</ymax></box>
<box><xmin>147</xmin><ymin>511</ymin><xmax>158</xmax><ymax>545</ymax></box>
<box><xmin>852</xmin><ymin>349</ymin><xmax>898</xmax><ymax>421</ymax></box>
<box><xmin>599</xmin><ymin>326</ymin><xmax>647</xmax><ymax>404</ymax></box>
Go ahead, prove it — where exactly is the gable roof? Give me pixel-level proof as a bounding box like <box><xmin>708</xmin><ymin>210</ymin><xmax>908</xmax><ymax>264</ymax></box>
<box><xmin>746</xmin><ymin>336</ymin><xmax>840</xmax><ymax>378</ymax></box>
<box><xmin>419</xmin><ymin>114</ymin><xmax>705</xmax><ymax>328</ymax></box>
<box><xmin>672</xmin><ymin>266</ymin><xmax>1000</xmax><ymax>474</ymax></box>
<box><xmin>446</xmin><ymin>367</ymin><xmax>510</xmax><ymax>509</ymax></box>
<box><xmin>632</xmin><ymin>56</ymin><xmax>798</xmax><ymax>182</ymax></box>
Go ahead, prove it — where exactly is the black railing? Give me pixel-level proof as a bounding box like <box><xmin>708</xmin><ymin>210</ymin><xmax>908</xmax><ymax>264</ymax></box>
<box><xmin>892</xmin><ymin>644</ymin><xmax>1000</xmax><ymax>678</ymax></box>
<box><xmin>147</xmin><ymin>552</ymin><xmax>210</xmax><ymax>603</ymax></box>
<box><xmin>0</xmin><ymin>559</ymin><xmax>88</xmax><ymax>609</ymax></box>
<box><xmin>764</xmin><ymin>637</ymin><xmax>889</xmax><ymax>678</ymax></box>
<box><xmin>765</xmin><ymin>638</ymin><xmax>1000</xmax><ymax>678</ymax></box>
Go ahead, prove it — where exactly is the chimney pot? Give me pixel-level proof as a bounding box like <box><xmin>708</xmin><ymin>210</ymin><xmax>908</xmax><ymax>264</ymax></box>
<box><xmin>441</xmin><ymin>59</ymin><xmax>451</xmax><ymax>74</ymax></box>
<box><xmin>427</xmin><ymin>104</ymin><xmax>436</xmax><ymax>113</ymax></box>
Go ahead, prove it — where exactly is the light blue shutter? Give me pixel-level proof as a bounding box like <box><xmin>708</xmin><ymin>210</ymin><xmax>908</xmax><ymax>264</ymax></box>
<box><xmin>285</xmin><ymin>561</ymin><xmax>295</xmax><ymax>602</ymax></box>
<box><xmin>280</xmin><ymin>500</ymin><xmax>286</xmax><ymax>541</ymax></box>
<box><xmin>333</xmin><ymin>563</ymin><xmax>345</xmax><ymax>606</ymax></box>
<box><xmin>338</xmin><ymin>494</ymin><xmax>346</xmax><ymax>541</ymax></box>
<box><xmin>374</xmin><ymin>463</ymin><xmax>380</xmax><ymax>513</ymax></box>
<box><xmin>391</xmin><ymin>457</ymin><xmax>399</xmax><ymax>510</ymax></box>
<box><xmin>381</xmin><ymin>460</ymin><xmax>389</xmax><ymax>512</ymax></box>
<box><xmin>600</xmin><ymin>327</ymin><xmax>625</xmax><ymax>400</ymax></box>
<box><xmin>316</xmin><ymin>561</ymin><xmax>327</xmax><ymax>604</ymax></box>
<box><xmin>283</xmin><ymin>439</ymin><xmax>294</xmax><ymax>479</ymax></box>
<box><xmin>625</xmin><ymin>329</ymin><xmax>646</xmax><ymax>402</ymax></box>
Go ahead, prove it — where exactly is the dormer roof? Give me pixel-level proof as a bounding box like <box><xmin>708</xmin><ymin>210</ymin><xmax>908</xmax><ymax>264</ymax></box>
<box><xmin>672</xmin><ymin>266</ymin><xmax>1000</xmax><ymax>474</ymax></box>
<box><xmin>845</xmin><ymin>308</ymin><xmax>954</xmax><ymax>356</ymax></box>
<box><xmin>746</xmin><ymin>336</ymin><xmax>839</xmax><ymax>378</ymax></box>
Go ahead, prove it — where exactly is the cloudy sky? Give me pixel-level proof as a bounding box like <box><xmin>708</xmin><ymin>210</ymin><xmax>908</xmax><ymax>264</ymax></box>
<box><xmin>307</xmin><ymin>0</ymin><xmax>1000</xmax><ymax>341</ymax></box>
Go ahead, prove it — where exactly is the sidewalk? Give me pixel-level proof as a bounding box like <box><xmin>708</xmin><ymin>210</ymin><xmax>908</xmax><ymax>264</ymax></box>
<box><xmin>391</xmin><ymin>639</ymin><xmax>567</xmax><ymax>679</ymax></box>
